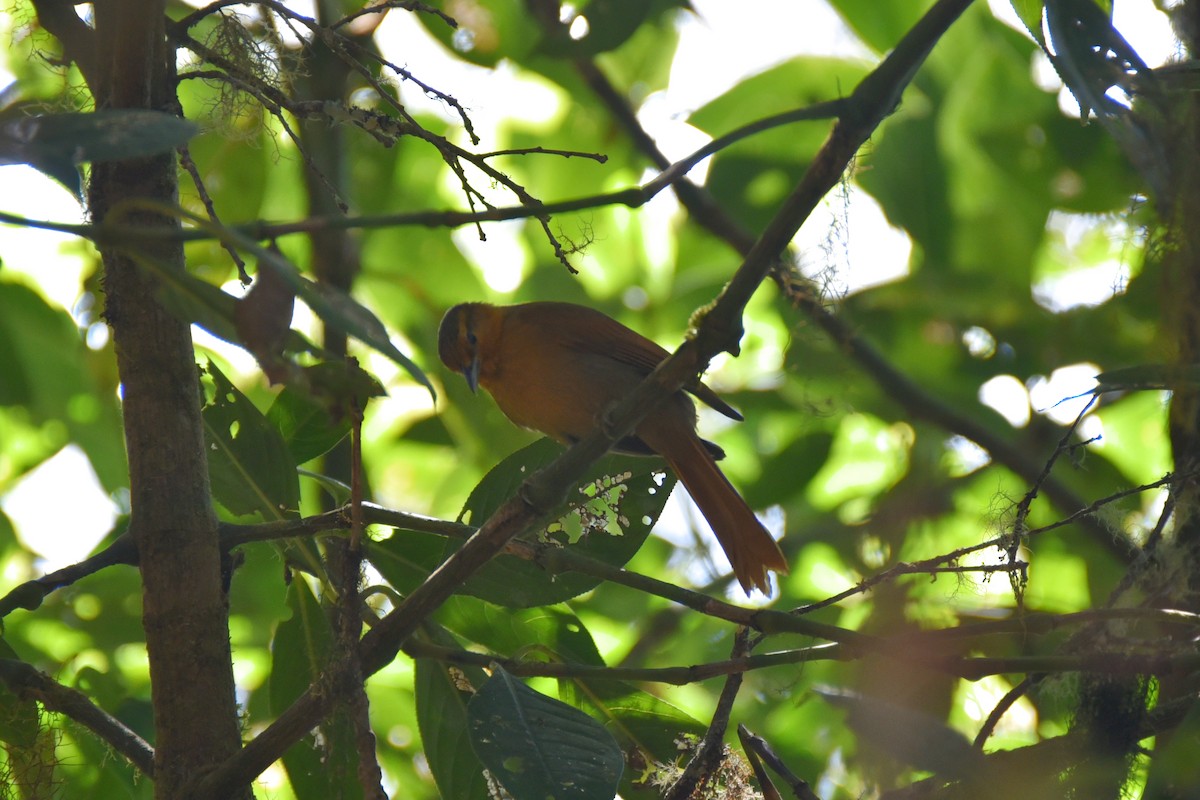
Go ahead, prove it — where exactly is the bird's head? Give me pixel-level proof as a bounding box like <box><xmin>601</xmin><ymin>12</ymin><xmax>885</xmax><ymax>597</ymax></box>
<box><xmin>437</xmin><ymin>302</ymin><xmax>492</xmax><ymax>392</ymax></box>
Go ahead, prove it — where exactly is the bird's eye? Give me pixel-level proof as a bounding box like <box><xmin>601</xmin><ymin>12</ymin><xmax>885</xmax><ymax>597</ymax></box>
<box><xmin>466</xmin><ymin>330</ymin><xmax>478</xmax><ymax>346</ymax></box>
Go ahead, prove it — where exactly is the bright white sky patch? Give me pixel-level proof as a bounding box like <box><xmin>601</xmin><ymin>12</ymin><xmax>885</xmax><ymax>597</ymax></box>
<box><xmin>1028</xmin><ymin>362</ymin><xmax>1100</xmax><ymax>425</ymax></box>
<box><xmin>979</xmin><ymin>375</ymin><xmax>1032</xmax><ymax>428</ymax></box>
<box><xmin>1034</xmin><ymin>211</ymin><xmax>1137</xmax><ymax>312</ymax></box>
<box><xmin>452</xmin><ymin>220</ymin><xmax>529</xmax><ymax>293</ymax></box>
<box><xmin>1</xmin><ymin>445</ymin><xmax>118</xmax><ymax>571</ymax></box>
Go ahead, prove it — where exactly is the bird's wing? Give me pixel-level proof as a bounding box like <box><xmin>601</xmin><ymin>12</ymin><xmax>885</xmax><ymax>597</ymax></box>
<box><xmin>522</xmin><ymin>302</ymin><xmax>743</xmax><ymax>421</ymax></box>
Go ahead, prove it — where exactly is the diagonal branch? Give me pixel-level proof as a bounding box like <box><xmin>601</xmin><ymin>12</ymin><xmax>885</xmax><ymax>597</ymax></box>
<box><xmin>193</xmin><ymin>3</ymin><xmax>973</xmax><ymax>795</ymax></box>
<box><xmin>564</xmin><ymin>0</ymin><xmax>1134</xmax><ymax>563</ymax></box>
<box><xmin>0</xmin><ymin>659</ymin><xmax>156</xmax><ymax>777</ymax></box>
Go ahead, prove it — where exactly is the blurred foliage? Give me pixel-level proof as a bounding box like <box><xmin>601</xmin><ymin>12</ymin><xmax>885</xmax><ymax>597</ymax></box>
<box><xmin>0</xmin><ymin>0</ymin><xmax>1188</xmax><ymax>798</ymax></box>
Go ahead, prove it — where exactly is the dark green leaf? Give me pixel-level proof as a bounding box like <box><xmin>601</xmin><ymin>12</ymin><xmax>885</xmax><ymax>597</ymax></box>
<box><xmin>202</xmin><ymin>361</ymin><xmax>300</xmax><ymax>519</ymax></box>
<box><xmin>440</xmin><ymin>600</ymin><xmax>605</xmax><ymax>665</ymax></box>
<box><xmin>367</xmin><ymin>529</ymin><xmax>449</xmax><ymax>595</ymax></box>
<box><xmin>451</xmin><ymin>438</ymin><xmax>673</xmax><ymax>607</ymax></box>
<box><xmin>266</xmin><ymin>386</ymin><xmax>351</xmax><ymax>465</ymax></box>
<box><xmin>468</xmin><ymin>667</ymin><xmax>623</xmax><ymax>800</ymax></box>
<box><xmin>540</xmin><ymin>0</ymin><xmax>684</xmax><ymax>57</ymax></box>
<box><xmin>415</xmin><ymin>626</ymin><xmax>492</xmax><ymax>800</ymax></box>
<box><xmin>558</xmin><ymin>672</ymin><xmax>705</xmax><ymax>800</ymax></box>
<box><xmin>0</xmin><ymin>110</ymin><xmax>197</xmax><ymax>196</ymax></box>
<box><xmin>269</xmin><ymin>580</ymin><xmax>362</xmax><ymax>800</ymax></box>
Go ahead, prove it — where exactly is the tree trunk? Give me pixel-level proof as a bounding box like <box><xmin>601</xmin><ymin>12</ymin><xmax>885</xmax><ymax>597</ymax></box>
<box><xmin>86</xmin><ymin>1</ymin><xmax>249</xmax><ymax>797</ymax></box>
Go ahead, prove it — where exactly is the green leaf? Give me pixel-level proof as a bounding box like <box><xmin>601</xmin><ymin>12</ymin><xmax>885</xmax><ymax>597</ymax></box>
<box><xmin>415</xmin><ymin>626</ymin><xmax>492</xmax><ymax>800</ymax></box>
<box><xmin>302</xmin><ymin>278</ymin><xmax>433</xmax><ymax>396</ymax></box>
<box><xmin>0</xmin><ymin>109</ymin><xmax>198</xmax><ymax>196</ymax></box>
<box><xmin>366</xmin><ymin>529</ymin><xmax>449</xmax><ymax>595</ymax></box>
<box><xmin>141</xmin><ymin>257</ymin><xmax>242</xmax><ymax>343</ymax></box>
<box><xmin>0</xmin><ymin>280</ymin><xmax>128</xmax><ymax>492</ymax></box>
<box><xmin>269</xmin><ymin>579</ymin><xmax>362</xmax><ymax>800</ymax></box>
<box><xmin>240</xmin><ymin>241</ymin><xmax>434</xmax><ymax>399</ymax></box>
<box><xmin>268</xmin><ymin>576</ymin><xmax>329</xmax><ymax>715</ymax></box>
<box><xmin>166</xmin><ymin>208</ymin><xmax>434</xmax><ymax>398</ymax></box>
<box><xmin>427</xmin><ymin>600</ymin><xmax>702</xmax><ymax>800</ymax></box>
<box><xmin>451</xmin><ymin>438</ymin><xmax>673</xmax><ymax>607</ymax></box>
<box><xmin>743</xmin><ymin>431</ymin><xmax>835</xmax><ymax>508</ymax></box>
<box><xmin>439</xmin><ymin>600</ymin><xmax>604</xmax><ymax>664</ymax></box>
<box><xmin>1009</xmin><ymin>0</ymin><xmax>1046</xmax><ymax>44</ymax></box>
<box><xmin>468</xmin><ymin>667</ymin><xmax>623</xmax><ymax>800</ymax></box>
<box><xmin>541</xmin><ymin>0</ymin><xmax>685</xmax><ymax>57</ymax></box>
<box><xmin>689</xmin><ymin>57</ymin><xmax>870</xmax><ymax>232</ymax></box>
<box><xmin>826</xmin><ymin>0</ymin><xmax>930</xmax><ymax>53</ymax></box>
<box><xmin>202</xmin><ymin>361</ymin><xmax>300</xmax><ymax>519</ymax></box>
<box><xmin>133</xmin><ymin>253</ymin><xmax>318</xmax><ymax>360</ymax></box>
<box><xmin>559</xmin><ymin>678</ymin><xmax>704</xmax><ymax>800</ymax></box>
<box><xmin>266</xmin><ymin>386</ymin><xmax>351</xmax><ymax>466</ymax></box>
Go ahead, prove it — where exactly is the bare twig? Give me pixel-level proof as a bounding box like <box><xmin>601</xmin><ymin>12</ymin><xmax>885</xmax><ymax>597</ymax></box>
<box><xmin>973</xmin><ymin>675</ymin><xmax>1041</xmax><ymax>748</ymax></box>
<box><xmin>1013</xmin><ymin>395</ymin><xmax>1099</xmax><ymax>535</ymax></box>
<box><xmin>401</xmin><ymin>638</ymin><xmax>844</xmax><ymax>685</ymax></box>
<box><xmin>739</xmin><ymin>725</ymin><xmax>821</xmax><ymax>800</ymax></box>
<box><xmin>0</xmin><ymin>89</ymin><xmax>849</xmax><ymax>254</ymax></box>
<box><xmin>665</xmin><ymin>630</ymin><xmax>752</xmax><ymax>800</ymax></box>
<box><xmin>331</xmin><ymin>0</ymin><xmax>457</xmax><ymax>32</ymax></box>
<box><xmin>178</xmin><ymin>144</ymin><xmax>249</xmax><ymax>281</ymax></box>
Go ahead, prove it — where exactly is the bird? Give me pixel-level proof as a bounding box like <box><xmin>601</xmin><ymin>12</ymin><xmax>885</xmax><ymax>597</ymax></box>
<box><xmin>437</xmin><ymin>300</ymin><xmax>788</xmax><ymax>594</ymax></box>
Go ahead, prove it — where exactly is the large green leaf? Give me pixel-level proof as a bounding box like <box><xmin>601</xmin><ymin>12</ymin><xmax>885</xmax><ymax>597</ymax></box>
<box><xmin>826</xmin><ymin>0</ymin><xmax>932</xmax><ymax>53</ymax></box>
<box><xmin>414</xmin><ymin>625</ymin><xmax>493</xmax><ymax>800</ymax></box>
<box><xmin>449</xmin><ymin>438</ymin><xmax>674</xmax><ymax>607</ymax></box>
<box><xmin>269</xmin><ymin>579</ymin><xmax>363</xmax><ymax>800</ymax></box>
<box><xmin>467</xmin><ymin>667</ymin><xmax>623</xmax><ymax>800</ymax></box>
<box><xmin>0</xmin><ymin>108</ymin><xmax>197</xmax><ymax>196</ymax></box>
<box><xmin>438</xmin><ymin>601</ymin><xmax>606</xmax><ymax>666</ymax></box>
<box><xmin>558</xmin><ymin>677</ymin><xmax>705</xmax><ymax>800</ymax></box>
<box><xmin>0</xmin><ymin>280</ymin><xmax>127</xmax><ymax>491</ymax></box>
<box><xmin>689</xmin><ymin>57</ymin><xmax>870</xmax><ymax>233</ymax></box>
<box><xmin>437</xmin><ymin>600</ymin><xmax>705</xmax><ymax>799</ymax></box>
<box><xmin>202</xmin><ymin>361</ymin><xmax>300</xmax><ymax>519</ymax></box>
<box><xmin>266</xmin><ymin>385</ymin><xmax>351</xmax><ymax>466</ymax></box>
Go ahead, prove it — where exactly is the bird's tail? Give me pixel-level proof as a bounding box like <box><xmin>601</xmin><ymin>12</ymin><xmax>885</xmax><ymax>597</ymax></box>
<box><xmin>661</xmin><ymin>434</ymin><xmax>789</xmax><ymax>594</ymax></box>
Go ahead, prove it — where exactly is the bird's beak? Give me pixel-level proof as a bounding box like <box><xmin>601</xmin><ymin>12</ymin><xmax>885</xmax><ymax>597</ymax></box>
<box><xmin>464</xmin><ymin>356</ymin><xmax>480</xmax><ymax>393</ymax></box>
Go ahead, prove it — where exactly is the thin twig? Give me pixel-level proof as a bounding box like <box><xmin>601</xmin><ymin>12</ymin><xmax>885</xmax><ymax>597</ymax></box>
<box><xmin>402</xmin><ymin>639</ymin><xmax>844</xmax><ymax>685</ymax></box>
<box><xmin>178</xmin><ymin>144</ymin><xmax>249</xmax><ymax>281</ymax></box>
<box><xmin>665</xmin><ymin>630</ymin><xmax>752</xmax><ymax>800</ymax></box>
<box><xmin>973</xmin><ymin>675</ymin><xmax>1041</xmax><ymax>748</ymax></box>
<box><xmin>331</xmin><ymin>0</ymin><xmax>457</xmax><ymax>31</ymax></box>
<box><xmin>1014</xmin><ymin>395</ymin><xmax>1098</xmax><ymax>534</ymax></box>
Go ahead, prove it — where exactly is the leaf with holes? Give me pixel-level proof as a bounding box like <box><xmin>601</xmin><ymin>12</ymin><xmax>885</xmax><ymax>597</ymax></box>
<box><xmin>448</xmin><ymin>438</ymin><xmax>674</xmax><ymax>607</ymax></box>
<box><xmin>202</xmin><ymin>361</ymin><xmax>300</xmax><ymax>519</ymax></box>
